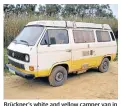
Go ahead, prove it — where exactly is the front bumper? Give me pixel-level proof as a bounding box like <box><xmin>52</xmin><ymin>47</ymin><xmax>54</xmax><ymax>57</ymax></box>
<box><xmin>6</xmin><ymin>64</ymin><xmax>35</xmax><ymax>79</ymax></box>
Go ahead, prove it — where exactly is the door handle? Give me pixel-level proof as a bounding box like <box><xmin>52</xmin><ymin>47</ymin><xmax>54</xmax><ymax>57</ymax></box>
<box><xmin>66</xmin><ymin>49</ymin><xmax>71</xmax><ymax>52</ymax></box>
<box><xmin>90</xmin><ymin>50</ymin><xmax>95</xmax><ymax>55</ymax></box>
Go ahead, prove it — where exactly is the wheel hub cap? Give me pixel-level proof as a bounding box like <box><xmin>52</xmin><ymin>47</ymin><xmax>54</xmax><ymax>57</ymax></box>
<box><xmin>55</xmin><ymin>72</ymin><xmax>64</xmax><ymax>81</ymax></box>
<box><xmin>103</xmin><ymin>61</ymin><xmax>108</xmax><ymax>69</ymax></box>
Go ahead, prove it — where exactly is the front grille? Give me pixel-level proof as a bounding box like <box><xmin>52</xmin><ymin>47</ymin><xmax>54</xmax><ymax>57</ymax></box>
<box><xmin>7</xmin><ymin>49</ymin><xmax>29</xmax><ymax>62</ymax></box>
<box><xmin>8</xmin><ymin>59</ymin><xmax>25</xmax><ymax>69</ymax></box>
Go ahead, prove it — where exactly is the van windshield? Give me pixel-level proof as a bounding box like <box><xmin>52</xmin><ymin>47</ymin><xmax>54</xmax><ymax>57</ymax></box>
<box><xmin>14</xmin><ymin>26</ymin><xmax>44</xmax><ymax>46</ymax></box>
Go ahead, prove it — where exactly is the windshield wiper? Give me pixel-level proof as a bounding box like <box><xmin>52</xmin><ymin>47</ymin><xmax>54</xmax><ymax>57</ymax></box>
<box><xmin>20</xmin><ymin>40</ymin><xmax>29</xmax><ymax>46</ymax></box>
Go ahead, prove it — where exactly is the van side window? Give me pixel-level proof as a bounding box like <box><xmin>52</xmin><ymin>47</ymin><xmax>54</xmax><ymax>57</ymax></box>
<box><xmin>73</xmin><ymin>30</ymin><xmax>95</xmax><ymax>43</ymax></box>
<box><xmin>40</xmin><ymin>32</ymin><xmax>49</xmax><ymax>45</ymax></box>
<box><xmin>96</xmin><ymin>31</ymin><xmax>111</xmax><ymax>42</ymax></box>
<box><xmin>110</xmin><ymin>32</ymin><xmax>115</xmax><ymax>41</ymax></box>
<box><xmin>48</xmin><ymin>29</ymin><xmax>69</xmax><ymax>44</ymax></box>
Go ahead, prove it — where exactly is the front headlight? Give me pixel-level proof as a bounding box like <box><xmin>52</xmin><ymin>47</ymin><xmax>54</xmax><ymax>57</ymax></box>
<box><xmin>25</xmin><ymin>54</ymin><xmax>29</xmax><ymax>62</ymax></box>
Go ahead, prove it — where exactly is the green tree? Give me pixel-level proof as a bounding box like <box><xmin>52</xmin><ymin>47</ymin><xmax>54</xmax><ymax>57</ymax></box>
<box><xmin>3</xmin><ymin>4</ymin><xmax>115</xmax><ymax>18</ymax></box>
<box><xmin>14</xmin><ymin>4</ymin><xmax>23</xmax><ymax>15</ymax></box>
<box><xmin>38</xmin><ymin>5</ymin><xmax>46</xmax><ymax>14</ymax></box>
<box><xmin>4</xmin><ymin>4</ymin><xmax>15</xmax><ymax>13</ymax></box>
<box><xmin>45</xmin><ymin>4</ymin><xmax>61</xmax><ymax>16</ymax></box>
<box><xmin>22</xmin><ymin>4</ymin><xmax>37</xmax><ymax>13</ymax></box>
<box><xmin>62</xmin><ymin>4</ymin><xmax>77</xmax><ymax>17</ymax></box>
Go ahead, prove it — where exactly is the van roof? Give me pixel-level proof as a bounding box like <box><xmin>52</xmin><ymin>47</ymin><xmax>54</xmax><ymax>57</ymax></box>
<box><xmin>26</xmin><ymin>20</ymin><xmax>111</xmax><ymax>30</ymax></box>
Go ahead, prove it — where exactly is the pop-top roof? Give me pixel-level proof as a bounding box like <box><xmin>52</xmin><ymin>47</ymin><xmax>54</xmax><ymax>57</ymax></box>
<box><xmin>26</xmin><ymin>20</ymin><xmax>111</xmax><ymax>30</ymax></box>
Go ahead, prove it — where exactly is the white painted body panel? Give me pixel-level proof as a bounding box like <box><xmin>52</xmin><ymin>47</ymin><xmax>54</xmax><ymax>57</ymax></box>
<box><xmin>37</xmin><ymin>44</ymin><xmax>71</xmax><ymax>70</ymax></box>
<box><xmin>27</xmin><ymin>20</ymin><xmax>66</xmax><ymax>27</ymax></box>
<box><xmin>26</xmin><ymin>20</ymin><xmax>111</xmax><ymax>30</ymax></box>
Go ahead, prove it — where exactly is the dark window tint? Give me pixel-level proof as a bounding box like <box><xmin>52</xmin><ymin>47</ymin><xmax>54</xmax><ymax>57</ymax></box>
<box><xmin>41</xmin><ymin>32</ymin><xmax>49</xmax><ymax>45</ymax></box>
<box><xmin>110</xmin><ymin>32</ymin><xmax>115</xmax><ymax>41</ymax></box>
<box><xmin>73</xmin><ymin>30</ymin><xmax>95</xmax><ymax>43</ymax></box>
<box><xmin>48</xmin><ymin>29</ymin><xmax>69</xmax><ymax>44</ymax></box>
<box><xmin>96</xmin><ymin>31</ymin><xmax>111</xmax><ymax>42</ymax></box>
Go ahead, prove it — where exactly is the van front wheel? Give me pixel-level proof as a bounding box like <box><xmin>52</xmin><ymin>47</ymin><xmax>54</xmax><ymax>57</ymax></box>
<box><xmin>98</xmin><ymin>58</ymin><xmax>109</xmax><ymax>73</ymax></box>
<box><xmin>49</xmin><ymin>66</ymin><xmax>67</xmax><ymax>87</ymax></box>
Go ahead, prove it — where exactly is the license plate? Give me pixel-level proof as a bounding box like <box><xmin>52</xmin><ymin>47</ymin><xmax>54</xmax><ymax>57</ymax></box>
<box><xmin>9</xmin><ymin>68</ymin><xmax>15</xmax><ymax>74</ymax></box>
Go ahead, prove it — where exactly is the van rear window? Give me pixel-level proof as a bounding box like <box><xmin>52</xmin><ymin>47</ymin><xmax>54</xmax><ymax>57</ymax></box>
<box><xmin>73</xmin><ymin>30</ymin><xmax>95</xmax><ymax>43</ymax></box>
<box><xmin>96</xmin><ymin>31</ymin><xmax>111</xmax><ymax>42</ymax></box>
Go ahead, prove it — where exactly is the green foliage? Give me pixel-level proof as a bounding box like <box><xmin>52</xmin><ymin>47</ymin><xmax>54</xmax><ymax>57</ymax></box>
<box><xmin>4</xmin><ymin>48</ymin><xmax>7</xmax><ymax>63</ymax></box>
<box><xmin>4</xmin><ymin>4</ymin><xmax>15</xmax><ymax>13</ymax></box>
<box><xmin>4</xmin><ymin>4</ymin><xmax>115</xmax><ymax>18</ymax></box>
<box><xmin>4</xmin><ymin>4</ymin><xmax>37</xmax><ymax>15</ymax></box>
<box><xmin>62</xmin><ymin>4</ymin><xmax>77</xmax><ymax>17</ymax></box>
<box><xmin>4</xmin><ymin>48</ymin><xmax>9</xmax><ymax>72</ymax></box>
<box><xmin>45</xmin><ymin>4</ymin><xmax>61</xmax><ymax>16</ymax></box>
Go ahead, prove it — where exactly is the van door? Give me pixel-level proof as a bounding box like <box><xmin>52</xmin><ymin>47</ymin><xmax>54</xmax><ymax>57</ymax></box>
<box><xmin>37</xmin><ymin>28</ymin><xmax>71</xmax><ymax>73</ymax></box>
<box><xmin>71</xmin><ymin>29</ymin><xmax>97</xmax><ymax>71</ymax></box>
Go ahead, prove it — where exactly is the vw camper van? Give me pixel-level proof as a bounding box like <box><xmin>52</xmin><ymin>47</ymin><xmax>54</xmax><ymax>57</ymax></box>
<box><xmin>6</xmin><ymin>21</ymin><xmax>117</xmax><ymax>86</ymax></box>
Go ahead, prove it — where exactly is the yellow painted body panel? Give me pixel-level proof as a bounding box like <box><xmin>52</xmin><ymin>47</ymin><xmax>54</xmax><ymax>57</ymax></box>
<box><xmin>10</xmin><ymin>53</ymin><xmax>116</xmax><ymax>78</ymax></box>
<box><xmin>70</xmin><ymin>56</ymin><xmax>102</xmax><ymax>71</ymax></box>
<box><xmin>10</xmin><ymin>64</ymin><xmax>50</xmax><ymax>77</ymax></box>
<box><xmin>111</xmin><ymin>53</ymin><xmax>116</xmax><ymax>61</ymax></box>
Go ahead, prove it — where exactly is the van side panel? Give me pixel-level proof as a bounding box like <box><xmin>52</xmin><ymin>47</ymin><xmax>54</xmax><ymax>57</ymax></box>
<box><xmin>69</xmin><ymin>29</ymin><xmax>117</xmax><ymax>72</ymax></box>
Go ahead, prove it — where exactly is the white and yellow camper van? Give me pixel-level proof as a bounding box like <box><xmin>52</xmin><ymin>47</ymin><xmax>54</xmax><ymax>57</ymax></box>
<box><xmin>6</xmin><ymin>21</ymin><xmax>117</xmax><ymax>86</ymax></box>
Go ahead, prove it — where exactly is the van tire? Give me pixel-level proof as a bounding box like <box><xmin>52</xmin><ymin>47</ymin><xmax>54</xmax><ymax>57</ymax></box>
<box><xmin>98</xmin><ymin>58</ymin><xmax>109</xmax><ymax>73</ymax></box>
<box><xmin>49</xmin><ymin>66</ymin><xmax>67</xmax><ymax>87</ymax></box>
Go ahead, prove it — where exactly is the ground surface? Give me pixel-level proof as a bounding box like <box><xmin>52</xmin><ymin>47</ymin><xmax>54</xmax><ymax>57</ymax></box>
<box><xmin>4</xmin><ymin>61</ymin><xmax>118</xmax><ymax>99</ymax></box>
